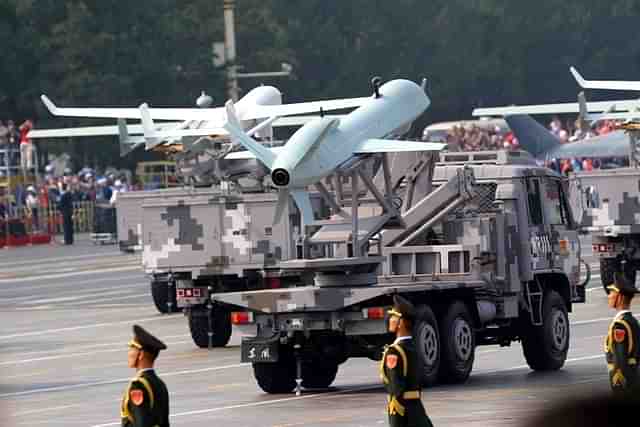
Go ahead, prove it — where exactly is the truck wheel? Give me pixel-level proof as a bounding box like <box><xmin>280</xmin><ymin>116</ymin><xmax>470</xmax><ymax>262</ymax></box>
<box><xmin>150</xmin><ymin>280</ymin><xmax>179</xmax><ymax>314</ymax></box>
<box><xmin>414</xmin><ymin>305</ymin><xmax>440</xmax><ymax>387</ymax></box>
<box><xmin>521</xmin><ymin>290</ymin><xmax>569</xmax><ymax>371</ymax></box>
<box><xmin>253</xmin><ymin>354</ymin><xmax>296</xmax><ymax>393</ymax></box>
<box><xmin>302</xmin><ymin>360</ymin><xmax>339</xmax><ymax>389</ymax></box>
<box><xmin>600</xmin><ymin>258</ymin><xmax>616</xmax><ymax>294</ymax></box>
<box><xmin>188</xmin><ymin>308</ymin><xmax>232</xmax><ymax>348</ymax></box>
<box><xmin>438</xmin><ymin>301</ymin><xmax>475</xmax><ymax>384</ymax></box>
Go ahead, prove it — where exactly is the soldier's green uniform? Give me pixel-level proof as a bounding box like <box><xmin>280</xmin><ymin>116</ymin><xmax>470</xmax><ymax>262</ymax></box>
<box><xmin>380</xmin><ymin>295</ymin><xmax>433</xmax><ymax>427</ymax></box>
<box><xmin>605</xmin><ymin>276</ymin><xmax>640</xmax><ymax>395</ymax></box>
<box><xmin>121</xmin><ymin>325</ymin><xmax>170</xmax><ymax>427</ymax></box>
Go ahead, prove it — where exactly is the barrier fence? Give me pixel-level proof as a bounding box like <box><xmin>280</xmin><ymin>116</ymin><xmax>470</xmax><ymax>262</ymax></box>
<box><xmin>1</xmin><ymin>200</ymin><xmax>106</xmax><ymax>248</ymax></box>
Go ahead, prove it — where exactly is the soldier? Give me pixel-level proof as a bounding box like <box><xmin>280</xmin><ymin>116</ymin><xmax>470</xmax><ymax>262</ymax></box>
<box><xmin>121</xmin><ymin>325</ymin><xmax>170</xmax><ymax>427</ymax></box>
<box><xmin>58</xmin><ymin>183</ymin><xmax>74</xmax><ymax>245</ymax></box>
<box><xmin>605</xmin><ymin>268</ymin><xmax>640</xmax><ymax>395</ymax></box>
<box><xmin>380</xmin><ymin>295</ymin><xmax>433</xmax><ymax>427</ymax></box>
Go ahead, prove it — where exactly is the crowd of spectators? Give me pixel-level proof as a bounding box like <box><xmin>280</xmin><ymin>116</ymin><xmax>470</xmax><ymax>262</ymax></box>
<box><xmin>547</xmin><ymin>116</ymin><xmax>618</xmax><ymax>142</ymax></box>
<box><xmin>0</xmin><ymin>165</ymin><xmax>135</xmax><ymax>221</ymax></box>
<box><xmin>443</xmin><ymin>123</ymin><xmax>520</xmax><ymax>152</ymax></box>
<box><xmin>438</xmin><ymin>116</ymin><xmax>627</xmax><ymax>176</ymax></box>
<box><xmin>543</xmin><ymin>116</ymin><xmax>627</xmax><ymax>175</ymax></box>
<box><xmin>0</xmin><ymin>119</ymin><xmax>35</xmax><ymax>172</ymax></box>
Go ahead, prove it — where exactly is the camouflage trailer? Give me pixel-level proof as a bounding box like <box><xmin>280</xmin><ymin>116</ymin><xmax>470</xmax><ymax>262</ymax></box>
<box><xmin>569</xmin><ymin>167</ymin><xmax>640</xmax><ymax>292</ymax></box>
<box><xmin>140</xmin><ymin>186</ymin><xmax>327</xmax><ymax>347</ymax></box>
<box><xmin>211</xmin><ymin>150</ymin><xmax>586</xmax><ymax>394</ymax></box>
<box><xmin>116</xmin><ymin>188</ymin><xmax>186</xmax><ymax>253</ymax></box>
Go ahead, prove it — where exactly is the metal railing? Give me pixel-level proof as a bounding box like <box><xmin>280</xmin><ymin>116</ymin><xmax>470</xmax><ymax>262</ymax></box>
<box><xmin>2</xmin><ymin>200</ymin><xmax>97</xmax><ymax>235</ymax></box>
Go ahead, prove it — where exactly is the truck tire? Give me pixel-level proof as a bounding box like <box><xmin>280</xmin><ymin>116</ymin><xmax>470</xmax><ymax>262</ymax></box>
<box><xmin>438</xmin><ymin>301</ymin><xmax>475</xmax><ymax>384</ymax></box>
<box><xmin>414</xmin><ymin>305</ymin><xmax>441</xmax><ymax>387</ymax></box>
<box><xmin>600</xmin><ymin>258</ymin><xmax>616</xmax><ymax>294</ymax></box>
<box><xmin>302</xmin><ymin>360</ymin><xmax>339</xmax><ymax>389</ymax></box>
<box><xmin>521</xmin><ymin>290</ymin><xmax>569</xmax><ymax>371</ymax></box>
<box><xmin>253</xmin><ymin>355</ymin><xmax>296</xmax><ymax>394</ymax></box>
<box><xmin>150</xmin><ymin>280</ymin><xmax>179</xmax><ymax>314</ymax></box>
<box><xmin>188</xmin><ymin>308</ymin><xmax>232</xmax><ymax>348</ymax></box>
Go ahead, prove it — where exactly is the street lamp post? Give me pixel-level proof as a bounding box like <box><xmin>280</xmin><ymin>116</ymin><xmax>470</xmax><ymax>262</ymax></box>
<box><xmin>221</xmin><ymin>0</ymin><xmax>291</xmax><ymax>102</ymax></box>
<box><xmin>223</xmin><ymin>0</ymin><xmax>239</xmax><ymax>102</ymax></box>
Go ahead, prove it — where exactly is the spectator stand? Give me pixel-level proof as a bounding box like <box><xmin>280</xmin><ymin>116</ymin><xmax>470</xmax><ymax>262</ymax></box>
<box><xmin>0</xmin><ymin>144</ymin><xmax>39</xmax><ymax>189</ymax></box>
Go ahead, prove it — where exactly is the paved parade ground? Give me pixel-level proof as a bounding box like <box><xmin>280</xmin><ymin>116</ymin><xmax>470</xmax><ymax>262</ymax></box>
<box><xmin>0</xmin><ymin>237</ymin><xmax>626</xmax><ymax>426</ymax></box>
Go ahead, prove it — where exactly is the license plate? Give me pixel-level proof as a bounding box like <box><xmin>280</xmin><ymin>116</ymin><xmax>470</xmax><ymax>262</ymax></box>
<box><xmin>176</xmin><ymin>287</ymin><xmax>207</xmax><ymax>307</ymax></box>
<box><xmin>241</xmin><ymin>339</ymin><xmax>279</xmax><ymax>363</ymax></box>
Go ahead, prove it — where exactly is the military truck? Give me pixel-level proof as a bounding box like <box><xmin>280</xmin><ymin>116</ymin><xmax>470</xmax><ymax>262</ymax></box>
<box><xmin>569</xmin><ymin>167</ymin><xmax>640</xmax><ymax>292</ymax></box>
<box><xmin>210</xmin><ymin>150</ymin><xmax>586</xmax><ymax>393</ymax></box>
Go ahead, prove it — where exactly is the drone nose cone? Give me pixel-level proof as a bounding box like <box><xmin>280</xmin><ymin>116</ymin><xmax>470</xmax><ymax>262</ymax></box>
<box><xmin>271</xmin><ymin>168</ymin><xmax>290</xmax><ymax>187</ymax></box>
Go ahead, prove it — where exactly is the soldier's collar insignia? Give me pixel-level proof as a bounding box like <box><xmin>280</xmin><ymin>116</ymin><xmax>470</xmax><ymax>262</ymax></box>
<box><xmin>614</xmin><ymin>328</ymin><xmax>626</xmax><ymax>343</ymax></box>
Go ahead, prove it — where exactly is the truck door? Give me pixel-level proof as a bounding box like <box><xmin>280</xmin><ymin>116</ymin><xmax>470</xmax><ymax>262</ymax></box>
<box><xmin>541</xmin><ymin>178</ymin><xmax>581</xmax><ymax>283</ymax></box>
<box><xmin>525</xmin><ymin>177</ymin><xmax>553</xmax><ymax>271</ymax></box>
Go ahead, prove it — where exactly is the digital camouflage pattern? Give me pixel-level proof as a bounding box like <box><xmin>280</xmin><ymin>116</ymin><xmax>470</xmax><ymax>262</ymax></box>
<box><xmin>141</xmin><ymin>190</ymin><xmax>301</xmax><ymax>278</ymax></box>
<box><xmin>570</xmin><ymin>168</ymin><xmax>640</xmax><ymax>234</ymax></box>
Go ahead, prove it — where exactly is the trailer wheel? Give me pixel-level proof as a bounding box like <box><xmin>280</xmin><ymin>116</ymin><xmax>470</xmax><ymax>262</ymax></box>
<box><xmin>150</xmin><ymin>280</ymin><xmax>179</xmax><ymax>314</ymax></box>
<box><xmin>188</xmin><ymin>308</ymin><xmax>232</xmax><ymax>348</ymax></box>
<box><xmin>438</xmin><ymin>301</ymin><xmax>475</xmax><ymax>384</ymax></box>
<box><xmin>302</xmin><ymin>360</ymin><xmax>339</xmax><ymax>389</ymax></box>
<box><xmin>521</xmin><ymin>290</ymin><xmax>569</xmax><ymax>371</ymax></box>
<box><xmin>414</xmin><ymin>304</ymin><xmax>440</xmax><ymax>387</ymax></box>
<box><xmin>253</xmin><ymin>353</ymin><xmax>296</xmax><ymax>393</ymax></box>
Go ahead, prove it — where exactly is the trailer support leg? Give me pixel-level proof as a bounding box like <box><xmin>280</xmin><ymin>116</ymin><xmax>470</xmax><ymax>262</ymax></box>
<box><xmin>207</xmin><ymin>302</ymin><xmax>213</xmax><ymax>350</ymax></box>
<box><xmin>294</xmin><ymin>342</ymin><xmax>303</xmax><ymax>396</ymax></box>
<box><xmin>167</xmin><ymin>273</ymin><xmax>175</xmax><ymax>314</ymax></box>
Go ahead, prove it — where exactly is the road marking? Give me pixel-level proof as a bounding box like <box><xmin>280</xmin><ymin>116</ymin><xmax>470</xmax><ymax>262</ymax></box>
<box><xmin>91</xmin><ymin>383</ymin><xmax>380</xmax><ymax>427</ymax></box>
<box><xmin>479</xmin><ymin>354</ymin><xmax>603</xmax><ymax>376</ymax></box>
<box><xmin>0</xmin><ymin>282</ymin><xmax>147</xmax><ymax>303</ymax></box>
<box><xmin>0</xmin><ymin>315</ymin><xmax>177</xmax><ymax>341</ymax></box>
<box><xmin>0</xmin><ymin>340</ymin><xmax>193</xmax><ymax>366</ymax></box>
<box><xmin>11</xmin><ymin>404</ymin><xmax>79</xmax><ymax>417</ymax></box>
<box><xmin>64</xmin><ymin>292</ymin><xmax>149</xmax><ymax>306</ymax></box>
<box><xmin>22</xmin><ymin>289</ymin><xmax>147</xmax><ymax>305</ymax></box>
<box><xmin>573</xmin><ymin>317</ymin><xmax>616</xmax><ymax>325</ymax></box>
<box><xmin>0</xmin><ymin>363</ymin><xmax>249</xmax><ymax>399</ymax></box>
<box><xmin>0</xmin><ymin>265</ymin><xmax>141</xmax><ymax>284</ymax></box>
<box><xmin>0</xmin><ymin>251</ymin><xmax>126</xmax><ymax>267</ymax></box>
<box><xmin>89</xmin><ymin>352</ymin><xmax>608</xmax><ymax>427</ymax></box>
<box><xmin>0</xmin><ymin>273</ymin><xmax>143</xmax><ymax>293</ymax></box>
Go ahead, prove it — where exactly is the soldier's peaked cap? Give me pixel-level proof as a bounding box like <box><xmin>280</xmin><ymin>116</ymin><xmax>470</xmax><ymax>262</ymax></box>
<box><xmin>607</xmin><ymin>271</ymin><xmax>640</xmax><ymax>296</ymax></box>
<box><xmin>388</xmin><ymin>294</ymin><xmax>416</xmax><ymax>319</ymax></box>
<box><xmin>129</xmin><ymin>325</ymin><xmax>167</xmax><ymax>354</ymax></box>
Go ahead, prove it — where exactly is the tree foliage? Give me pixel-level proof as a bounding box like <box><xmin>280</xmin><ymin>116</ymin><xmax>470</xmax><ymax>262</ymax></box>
<box><xmin>2</xmin><ymin>0</ymin><xmax>640</xmax><ymax>168</ymax></box>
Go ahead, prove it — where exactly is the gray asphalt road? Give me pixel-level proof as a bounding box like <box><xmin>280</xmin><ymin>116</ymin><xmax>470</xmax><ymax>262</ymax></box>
<box><xmin>0</xmin><ymin>237</ymin><xmax>626</xmax><ymax>427</ymax></box>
